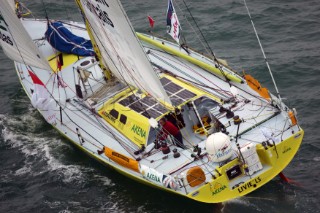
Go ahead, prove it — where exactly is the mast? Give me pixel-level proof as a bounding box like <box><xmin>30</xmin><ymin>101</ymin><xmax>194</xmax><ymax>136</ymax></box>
<box><xmin>74</xmin><ymin>0</ymin><xmax>171</xmax><ymax>105</ymax></box>
<box><xmin>75</xmin><ymin>0</ymin><xmax>112</xmax><ymax>80</ymax></box>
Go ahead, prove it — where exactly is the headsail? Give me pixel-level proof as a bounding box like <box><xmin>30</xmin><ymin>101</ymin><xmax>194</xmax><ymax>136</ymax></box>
<box><xmin>76</xmin><ymin>0</ymin><xmax>171</xmax><ymax>105</ymax></box>
<box><xmin>0</xmin><ymin>0</ymin><xmax>51</xmax><ymax>71</ymax></box>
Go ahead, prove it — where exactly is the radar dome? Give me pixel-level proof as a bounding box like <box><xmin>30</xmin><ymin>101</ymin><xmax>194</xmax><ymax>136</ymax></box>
<box><xmin>205</xmin><ymin>132</ymin><xmax>233</xmax><ymax>162</ymax></box>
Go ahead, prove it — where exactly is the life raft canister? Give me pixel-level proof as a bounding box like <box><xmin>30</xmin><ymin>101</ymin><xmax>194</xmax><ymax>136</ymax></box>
<box><xmin>185</xmin><ymin>166</ymin><xmax>206</xmax><ymax>187</ymax></box>
<box><xmin>104</xmin><ymin>147</ymin><xmax>140</xmax><ymax>173</ymax></box>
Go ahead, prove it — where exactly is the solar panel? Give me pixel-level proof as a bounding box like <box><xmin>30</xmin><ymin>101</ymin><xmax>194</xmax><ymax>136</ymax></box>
<box><xmin>128</xmin><ymin>102</ymin><xmax>146</xmax><ymax>113</ymax></box>
<box><xmin>118</xmin><ymin>77</ymin><xmax>198</xmax><ymax>117</ymax></box>
<box><xmin>153</xmin><ymin>104</ymin><xmax>167</xmax><ymax>113</ymax></box>
<box><xmin>140</xmin><ymin>96</ymin><xmax>157</xmax><ymax>107</ymax></box>
<box><xmin>164</xmin><ymin>82</ymin><xmax>183</xmax><ymax>94</ymax></box>
<box><xmin>145</xmin><ymin>108</ymin><xmax>162</xmax><ymax>118</ymax></box>
<box><xmin>119</xmin><ymin>94</ymin><xmax>139</xmax><ymax>106</ymax></box>
<box><xmin>160</xmin><ymin>77</ymin><xmax>171</xmax><ymax>86</ymax></box>
<box><xmin>170</xmin><ymin>95</ymin><xmax>185</xmax><ymax>106</ymax></box>
<box><xmin>176</xmin><ymin>89</ymin><xmax>196</xmax><ymax>100</ymax></box>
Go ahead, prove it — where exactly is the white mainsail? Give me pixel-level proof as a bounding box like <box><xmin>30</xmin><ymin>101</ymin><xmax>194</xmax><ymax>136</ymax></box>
<box><xmin>0</xmin><ymin>0</ymin><xmax>51</xmax><ymax>71</ymax></box>
<box><xmin>77</xmin><ymin>0</ymin><xmax>171</xmax><ymax>104</ymax></box>
<box><xmin>6</xmin><ymin>0</ymin><xmax>16</xmax><ymax>11</ymax></box>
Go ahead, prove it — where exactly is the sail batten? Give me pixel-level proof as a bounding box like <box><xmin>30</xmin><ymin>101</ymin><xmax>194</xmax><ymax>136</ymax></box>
<box><xmin>0</xmin><ymin>1</ymin><xmax>51</xmax><ymax>71</ymax></box>
<box><xmin>76</xmin><ymin>0</ymin><xmax>171</xmax><ymax>105</ymax></box>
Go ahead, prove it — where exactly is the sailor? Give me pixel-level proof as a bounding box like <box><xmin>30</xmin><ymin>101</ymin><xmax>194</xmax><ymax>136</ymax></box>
<box><xmin>158</xmin><ymin>118</ymin><xmax>184</xmax><ymax>149</ymax></box>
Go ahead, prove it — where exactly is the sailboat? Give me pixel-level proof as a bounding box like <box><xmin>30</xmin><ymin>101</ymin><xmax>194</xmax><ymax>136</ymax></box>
<box><xmin>0</xmin><ymin>0</ymin><xmax>304</xmax><ymax>203</ymax></box>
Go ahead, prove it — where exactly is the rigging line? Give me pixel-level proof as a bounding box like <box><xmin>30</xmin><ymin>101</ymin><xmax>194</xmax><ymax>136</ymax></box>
<box><xmin>243</xmin><ymin>0</ymin><xmax>282</xmax><ymax>103</ymax></box>
<box><xmin>57</xmin><ymin>118</ymin><xmax>102</xmax><ymax>149</ymax></box>
<box><xmin>58</xmin><ymin>20</ymin><xmax>87</xmax><ymax>30</ymax></box>
<box><xmin>147</xmin><ymin>45</ymin><xmax>273</xmax><ymax>106</ymax></box>
<box><xmin>70</xmin><ymin>88</ymin><xmax>140</xmax><ymax>153</ymax></box>
<box><xmin>149</xmin><ymin>49</ymin><xmax>232</xmax><ymax>97</ymax></box>
<box><xmin>174</xmin><ymin>0</ymin><xmax>211</xmax><ymax>56</ymax></box>
<box><xmin>116</xmin><ymin>0</ymin><xmax>157</xmax><ymax>76</ymax></box>
<box><xmin>62</xmin><ymin>1</ymin><xmax>71</xmax><ymax>23</ymax></box>
<box><xmin>78</xmin><ymin>5</ymin><xmax>165</xmax><ymax>114</ymax></box>
<box><xmin>83</xmin><ymin>103</ymin><xmax>140</xmax><ymax>154</ymax></box>
<box><xmin>280</xmin><ymin>118</ymin><xmax>289</xmax><ymax>141</ymax></box>
<box><xmin>153</xmin><ymin>120</ymin><xmax>196</xmax><ymax>149</ymax></box>
<box><xmin>40</xmin><ymin>0</ymin><xmax>49</xmax><ymax>21</ymax></box>
<box><xmin>4</xmin><ymin>12</ymin><xmax>47</xmax><ymax>79</ymax></box>
<box><xmin>91</xmin><ymin>111</ymin><xmax>139</xmax><ymax>155</ymax></box>
<box><xmin>29</xmin><ymin>69</ymin><xmax>106</xmax><ymax>147</ymax></box>
<box><xmin>148</xmin><ymin>52</ymin><xmax>231</xmax><ymax>100</ymax></box>
<box><xmin>70</xmin><ymin>94</ymin><xmax>140</xmax><ymax>153</ymax></box>
<box><xmin>180</xmin><ymin>0</ymin><xmax>231</xmax><ymax>86</ymax></box>
<box><xmin>154</xmin><ymin>128</ymin><xmax>214</xmax><ymax>176</ymax></box>
<box><xmin>244</xmin><ymin>120</ymin><xmax>284</xmax><ymax>133</ymax></box>
<box><xmin>242</xmin><ymin>112</ymin><xmax>276</xmax><ymax>122</ymax></box>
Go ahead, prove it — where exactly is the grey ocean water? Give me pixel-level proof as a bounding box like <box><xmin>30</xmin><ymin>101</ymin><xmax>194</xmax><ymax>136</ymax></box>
<box><xmin>0</xmin><ymin>0</ymin><xmax>319</xmax><ymax>212</ymax></box>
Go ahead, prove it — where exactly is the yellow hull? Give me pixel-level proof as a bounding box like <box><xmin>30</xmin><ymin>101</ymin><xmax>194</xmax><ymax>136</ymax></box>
<box><xmin>14</xmin><ymin>60</ymin><xmax>304</xmax><ymax>203</ymax></box>
<box><xmin>137</xmin><ymin>33</ymin><xmax>243</xmax><ymax>84</ymax></box>
<box><xmin>55</xmin><ymin>125</ymin><xmax>304</xmax><ymax>203</ymax></box>
<box><xmin>187</xmin><ymin>129</ymin><xmax>304</xmax><ymax>203</ymax></box>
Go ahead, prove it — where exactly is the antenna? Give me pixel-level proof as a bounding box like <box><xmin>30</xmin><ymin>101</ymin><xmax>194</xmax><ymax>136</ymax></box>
<box><xmin>243</xmin><ymin>0</ymin><xmax>282</xmax><ymax>102</ymax></box>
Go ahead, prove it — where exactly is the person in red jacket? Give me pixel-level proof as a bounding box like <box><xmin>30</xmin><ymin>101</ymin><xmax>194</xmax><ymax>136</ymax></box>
<box><xmin>158</xmin><ymin>118</ymin><xmax>184</xmax><ymax>148</ymax></box>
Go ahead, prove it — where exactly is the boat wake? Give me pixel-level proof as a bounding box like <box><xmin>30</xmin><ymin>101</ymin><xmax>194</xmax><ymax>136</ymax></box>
<box><xmin>0</xmin><ymin>111</ymin><xmax>110</xmax><ymax>185</ymax></box>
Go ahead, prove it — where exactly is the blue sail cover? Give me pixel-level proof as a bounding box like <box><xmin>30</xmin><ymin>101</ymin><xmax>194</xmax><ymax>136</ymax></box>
<box><xmin>45</xmin><ymin>21</ymin><xmax>95</xmax><ymax>56</ymax></box>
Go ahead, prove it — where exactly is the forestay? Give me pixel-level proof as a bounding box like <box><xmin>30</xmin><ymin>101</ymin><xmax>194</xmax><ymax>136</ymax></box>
<box><xmin>77</xmin><ymin>0</ymin><xmax>171</xmax><ymax>105</ymax></box>
<box><xmin>0</xmin><ymin>0</ymin><xmax>51</xmax><ymax>71</ymax></box>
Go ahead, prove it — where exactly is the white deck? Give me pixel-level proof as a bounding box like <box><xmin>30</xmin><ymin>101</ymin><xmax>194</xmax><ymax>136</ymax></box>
<box><xmin>13</xmin><ymin>18</ymin><xmax>300</xmax><ymax>196</ymax></box>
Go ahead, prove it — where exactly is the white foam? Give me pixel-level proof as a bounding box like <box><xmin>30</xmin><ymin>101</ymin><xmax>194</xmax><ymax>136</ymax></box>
<box><xmin>92</xmin><ymin>174</ymin><xmax>114</xmax><ymax>186</ymax></box>
<box><xmin>58</xmin><ymin>210</ymin><xmax>72</xmax><ymax>213</ymax></box>
<box><xmin>0</xmin><ymin>113</ymin><xmax>88</xmax><ymax>184</ymax></box>
<box><xmin>223</xmin><ymin>197</ymin><xmax>263</xmax><ymax>211</ymax></box>
<box><xmin>15</xmin><ymin>165</ymin><xmax>32</xmax><ymax>176</ymax></box>
<box><xmin>313</xmin><ymin>156</ymin><xmax>320</xmax><ymax>161</ymax></box>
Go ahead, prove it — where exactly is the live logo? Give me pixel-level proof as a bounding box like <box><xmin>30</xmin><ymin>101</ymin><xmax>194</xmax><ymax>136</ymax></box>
<box><xmin>237</xmin><ymin>177</ymin><xmax>261</xmax><ymax>193</ymax></box>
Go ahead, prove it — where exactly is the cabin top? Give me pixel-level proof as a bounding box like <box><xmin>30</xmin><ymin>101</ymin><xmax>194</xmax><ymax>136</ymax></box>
<box><xmin>98</xmin><ymin>74</ymin><xmax>222</xmax><ymax>146</ymax></box>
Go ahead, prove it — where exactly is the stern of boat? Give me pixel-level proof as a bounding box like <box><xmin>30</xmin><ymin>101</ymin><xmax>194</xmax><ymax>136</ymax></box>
<box><xmin>186</xmin><ymin>128</ymin><xmax>304</xmax><ymax>203</ymax></box>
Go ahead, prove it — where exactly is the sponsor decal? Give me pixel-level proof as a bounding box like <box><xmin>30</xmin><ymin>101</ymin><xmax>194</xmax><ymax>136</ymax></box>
<box><xmin>112</xmin><ymin>151</ymin><xmax>129</xmax><ymax>163</ymax></box>
<box><xmin>212</xmin><ymin>183</ymin><xmax>227</xmax><ymax>196</ymax></box>
<box><xmin>0</xmin><ymin>12</ymin><xmax>13</xmax><ymax>46</ymax></box>
<box><xmin>237</xmin><ymin>177</ymin><xmax>261</xmax><ymax>193</ymax></box>
<box><xmin>102</xmin><ymin>111</ymin><xmax>116</xmax><ymax>123</ymax></box>
<box><xmin>131</xmin><ymin>124</ymin><xmax>146</xmax><ymax>138</ymax></box>
<box><xmin>215</xmin><ymin>147</ymin><xmax>232</xmax><ymax>159</ymax></box>
<box><xmin>85</xmin><ymin>0</ymin><xmax>114</xmax><ymax>28</ymax></box>
<box><xmin>282</xmin><ymin>146</ymin><xmax>292</xmax><ymax>154</ymax></box>
<box><xmin>146</xmin><ymin>172</ymin><xmax>161</xmax><ymax>183</ymax></box>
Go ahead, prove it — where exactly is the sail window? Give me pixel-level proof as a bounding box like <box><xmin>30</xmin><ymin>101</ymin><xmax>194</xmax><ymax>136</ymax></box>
<box><xmin>110</xmin><ymin>109</ymin><xmax>119</xmax><ymax>119</ymax></box>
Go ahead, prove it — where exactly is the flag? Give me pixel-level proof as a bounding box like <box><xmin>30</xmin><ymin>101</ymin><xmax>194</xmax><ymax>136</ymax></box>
<box><xmin>166</xmin><ymin>0</ymin><xmax>181</xmax><ymax>44</ymax></box>
<box><xmin>29</xmin><ymin>70</ymin><xmax>57</xmax><ymax>125</ymax></box>
<box><xmin>57</xmin><ymin>56</ymin><xmax>62</xmax><ymax>71</ymax></box>
<box><xmin>147</xmin><ymin>15</ymin><xmax>155</xmax><ymax>28</ymax></box>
